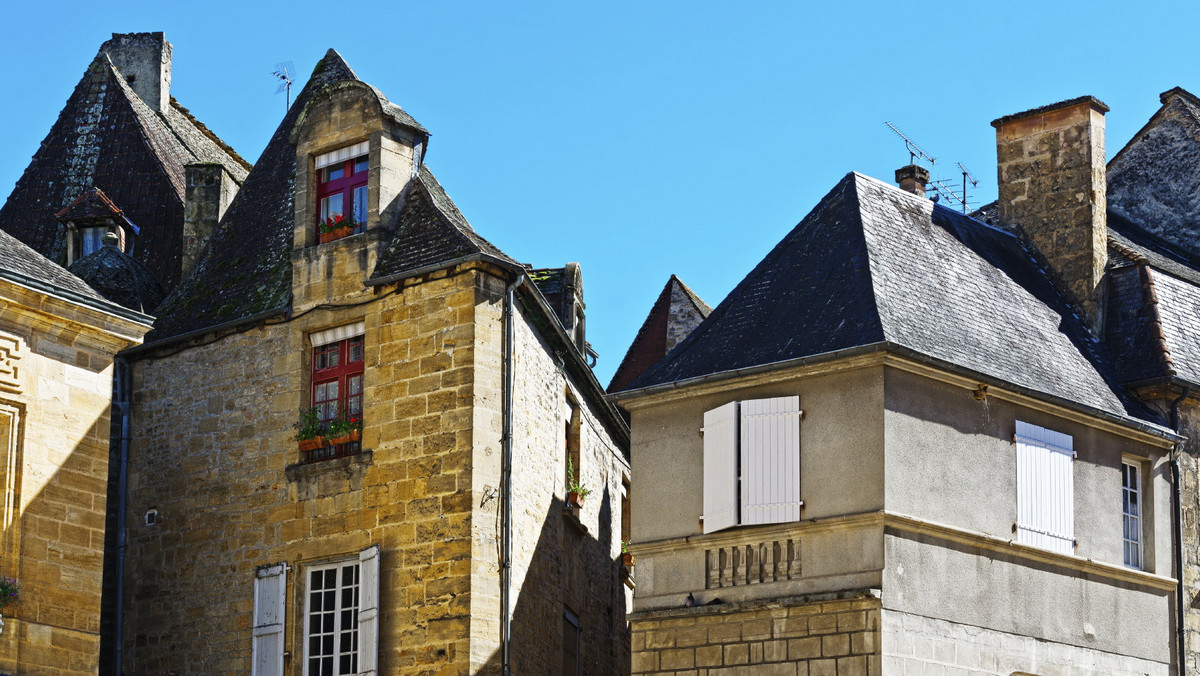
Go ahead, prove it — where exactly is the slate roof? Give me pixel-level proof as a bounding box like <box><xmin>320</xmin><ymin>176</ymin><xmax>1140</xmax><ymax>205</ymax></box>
<box><xmin>149</xmin><ymin>49</ymin><xmax>490</xmax><ymax>341</ymax></box>
<box><xmin>368</xmin><ymin>166</ymin><xmax>517</xmax><ymax>282</ymax></box>
<box><xmin>0</xmin><ymin>49</ymin><xmax>248</xmax><ymax>291</ymax></box>
<box><xmin>623</xmin><ymin>173</ymin><xmax>1154</xmax><ymax>423</ymax></box>
<box><xmin>608</xmin><ymin>275</ymin><xmax>711</xmax><ymax>393</ymax></box>
<box><xmin>1108</xmin><ymin>87</ymin><xmax>1200</xmax><ymax>262</ymax></box>
<box><xmin>69</xmin><ymin>241</ymin><xmax>165</xmax><ymax>314</ymax></box>
<box><xmin>1105</xmin><ymin>216</ymin><xmax>1200</xmax><ymax>387</ymax></box>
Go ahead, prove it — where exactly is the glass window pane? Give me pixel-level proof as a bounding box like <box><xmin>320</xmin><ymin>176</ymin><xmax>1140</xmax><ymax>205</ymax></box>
<box><xmin>321</xmin><ymin>194</ymin><xmax>344</xmax><ymax>222</ymax></box>
<box><xmin>325</xmin><ymin>165</ymin><xmax>345</xmax><ymax>181</ymax></box>
<box><xmin>348</xmin><ymin>337</ymin><xmax>364</xmax><ymax>363</ymax></box>
<box><xmin>353</xmin><ymin>185</ymin><xmax>368</xmax><ymax>227</ymax></box>
<box><xmin>354</xmin><ymin>156</ymin><xmax>369</xmax><ymax>174</ymax></box>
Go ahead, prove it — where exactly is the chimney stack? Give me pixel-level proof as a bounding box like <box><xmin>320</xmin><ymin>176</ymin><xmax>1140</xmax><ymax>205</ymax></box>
<box><xmin>992</xmin><ymin>96</ymin><xmax>1109</xmax><ymax>332</ymax></box>
<box><xmin>101</xmin><ymin>32</ymin><xmax>172</xmax><ymax>113</ymax></box>
<box><xmin>895</xmin><ymin>164</ymin><xmax>929</xmax><ymax>197</ymax></box>
<box><xmin>183</xmin><ymin>163</ymin><xmax>238</xmax><ymax>276</ymax></box>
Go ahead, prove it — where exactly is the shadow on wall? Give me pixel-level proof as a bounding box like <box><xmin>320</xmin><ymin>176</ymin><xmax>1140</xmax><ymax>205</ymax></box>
<box><xmin>475</xmin><ymin>484</ymin><xmax>631</xmax><ymax>675</ymax></box>
<box><xmin>0</xmin><ymin>407</ymin><xmax>111</xmax><ymax>675</ymax></box>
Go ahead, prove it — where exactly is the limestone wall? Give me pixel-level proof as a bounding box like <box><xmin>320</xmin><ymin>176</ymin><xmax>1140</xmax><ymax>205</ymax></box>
<box><xmin>124</xmin><ymin>268</ymin><xmax>481</xmax><ymax>674</ymax></box>
<box><xmin>0</xmin><ymin>282</ymin><xmax>147</xmax><ymax>676</ymax></box>
<box><xmin>468</xmin><ymin>272</ymin><xmax>631</xmax><ymax>673</ymax></box>
<box><xmin>630</xmin><ymin>594</ymin><xmax>880</xmax><ymax>675</ymax></box>
<box><xmin>880</xmin><ymin>609</ymin><xmax>1170</xmax><ymax>675</ymax></box>
<box><xmin>123</xmin><ymin>264</ymin><xmax>629</xmax><ymax>674</ymax></box>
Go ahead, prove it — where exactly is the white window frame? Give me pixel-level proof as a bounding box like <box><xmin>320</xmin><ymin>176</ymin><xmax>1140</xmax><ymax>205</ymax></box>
<box><xmin>1015</xmin><ymin>421</ymin><xmax>1075</xmax><ymax>555</ymax></box>
<box><xmin>301</xmin><ymin>545</ymin><xmax>379</xmax><ymax>676</ymax></box>
<box><xmin>1122</xmin><ymin>460</ymin><xmax>1143</xmax><ymax>569</ymax></box>
<box><xmin>702</xmin><ymin>396</ymin><xmax>802</xmax><ymax>534</ymax></box>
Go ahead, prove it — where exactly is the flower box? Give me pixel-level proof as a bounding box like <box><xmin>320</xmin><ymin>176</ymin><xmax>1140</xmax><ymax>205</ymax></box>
<box><xmin>318</xmin><ymin>226</ymin><xmax>354</xmax><ymax>244</ymax></box>
<box><xmin>329</xmin><ymin>429</ymin><xmax>361</xmax><ymax>446</ymax></box>
<box><xmin>298</xmin><ymin>436</ymin><xmax>326</xmax><ymax>452</ymax></box>
<box><xmin>567</xmin><ymin>490</ymin><xmax>585</xmax><ymax>508</ymax></box>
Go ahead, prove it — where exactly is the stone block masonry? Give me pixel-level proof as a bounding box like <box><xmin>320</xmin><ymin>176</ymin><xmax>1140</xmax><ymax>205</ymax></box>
<box><xmin>630</xmin><ymin>595</ymin><xmax>880</xmax><ymax>675</ymax></box>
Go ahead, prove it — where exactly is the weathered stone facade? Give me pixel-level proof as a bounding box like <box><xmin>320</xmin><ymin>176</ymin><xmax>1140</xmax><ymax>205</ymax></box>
<box><xmin>119</xmin><ymin>49</ymin><xmax>629</xmax><ymax>675</ymax></box>
<box><xmin>631</xmin><ymin>594</ymin><xmax>880</xmax><ymax>675</ymax></box>
<box><xmin>0</xmin><ymin>253</ymin><xmax>149</xmax><ymax>675</ymax></box>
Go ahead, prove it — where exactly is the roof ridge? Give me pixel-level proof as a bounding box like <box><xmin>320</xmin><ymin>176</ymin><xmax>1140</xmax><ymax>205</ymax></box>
<box><xmin>168</xmin><ymin>97</ymin><xmax>252</xmax><ymax>170</ymax></box>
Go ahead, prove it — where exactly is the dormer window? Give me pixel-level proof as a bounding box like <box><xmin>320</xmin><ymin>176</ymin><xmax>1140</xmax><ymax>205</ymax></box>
<box><xmin>315</xmin><ymin>142</ymin><xmax>369</xmax><ymax>240</ymax></box>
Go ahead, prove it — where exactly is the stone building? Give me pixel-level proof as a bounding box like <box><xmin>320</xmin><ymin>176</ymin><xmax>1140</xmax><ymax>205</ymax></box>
<box><xmin>0</xmin><ymin>32</ymin><xmax>249</xmax><ymax>294</ymax></box>
<box><xmin>0</xmin><ymin>230</ymin><xmax>151</xmax><ymax>674</ymax></box>
<box><xmin>113</xmin><ymin>49</ymin><xmax>630</xmax><ymax>675</ymax></box>
<box><xmin>612</xmin><ymin>94</ymin><xmax>1200</xmax><ymax>674</ymax></box>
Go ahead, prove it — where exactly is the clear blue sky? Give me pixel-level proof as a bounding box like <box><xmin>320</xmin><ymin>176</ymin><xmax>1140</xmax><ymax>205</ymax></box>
<box><xmin>3</xmin><ymin>1</ymin><xmax>1195</xmax><ymax>386</ymax></box>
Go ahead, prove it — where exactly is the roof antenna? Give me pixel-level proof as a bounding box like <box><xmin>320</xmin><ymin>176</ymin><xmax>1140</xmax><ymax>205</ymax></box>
<box><xmin>956</xmin><ymin>162</ymin><xmax>979</xmax><ymax>214</ymax></box>
<box><xmin>885</xmin><ymin>122</ymin><xmax>937</xmax><ymax>167</ymax></box>
<box><xmin>272</xmin><ymin>61</ymin><xmax>295</xmax><ymax>111</ymax></box>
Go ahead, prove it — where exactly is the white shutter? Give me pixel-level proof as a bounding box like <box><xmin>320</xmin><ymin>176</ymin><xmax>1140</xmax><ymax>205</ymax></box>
<box><xmin>1015</xmin><ymin>421</ymin><xmax>1074</xmax><ymax>554</ymax></box>
<box><xmin>252</xmin><ymin>563</ymin><xmax>287</xmax><ymax>676</ymax></box>
<box><xmin>358</xmin><ymin>545</ymin><xmax>381</xmax><ymax>675</ymax></box>
<box><xmin>740</xmin><ymin>396</ymin><xmax>802</xmax><ymax>525</ymax></box>
<box><xmin>703</xmin><ymin>402</ymin><xmax>739</xmax><ymax>534</ymax></box>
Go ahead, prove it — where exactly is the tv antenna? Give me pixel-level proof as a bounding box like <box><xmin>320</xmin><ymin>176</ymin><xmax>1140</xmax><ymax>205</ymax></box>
<box><xmin>885</xmin><ymin>121</ymin><xmax>936</xmax><ymax>167</ymax></box>
<box><xmin>272</xmin><ymin>61</ymin><xmax>295</xmax><ymax>111</ymax></box>
<box><xmin>954</xmin><ymin>162</ymin><xmax>979</xmax><ymax>214</ymax></box>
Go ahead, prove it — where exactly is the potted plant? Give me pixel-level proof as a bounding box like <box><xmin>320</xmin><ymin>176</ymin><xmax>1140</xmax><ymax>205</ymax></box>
<box><xmin>318</xmin><ymin>213</ymin><xmax>356</xmax><ymax>243</ymax></box>
<box><xmin>327</xmin><ymin>414</ymin><xmax>362</xmax><ymax>445</ymax></box>
<box><xmin>0</xmin><ymin>576</ymin><xmax>19</xmax><ymax>636</ymax></box>
<box><xmin>297</xmin><ymin>407</ymin><xmax>326</xmax><ymax>452</ymax></box>
<box><xmin>566</xmin><ymin>456</ymin><xmax>590</xmax><ymax>508</ymax></box>
<box><xmin>621</xmin><ymin>540</ymin><xmax>635</xmax><ymax>567</ymax></box>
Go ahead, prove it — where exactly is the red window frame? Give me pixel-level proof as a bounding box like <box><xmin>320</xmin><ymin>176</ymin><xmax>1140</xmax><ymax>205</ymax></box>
<box><xmin>317</xmin><ymin>155</ymin><xmax>369</xmax><ymax>236</ymax></box>
<box><xmin>307</xmin><ymin>335</ymin><xmax>365</xmax><ymax>463</ymax></box>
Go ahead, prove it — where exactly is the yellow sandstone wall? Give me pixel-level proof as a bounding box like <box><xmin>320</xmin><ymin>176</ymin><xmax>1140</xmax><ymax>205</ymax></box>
<box><xmin>0</xmin><ymin>283</ymin><xmax>146</xmax><ymax>676</ymax></box>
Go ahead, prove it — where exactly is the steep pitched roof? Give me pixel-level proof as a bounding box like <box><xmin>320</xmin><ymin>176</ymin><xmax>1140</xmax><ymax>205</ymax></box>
<box><xmin>608</xmin><ymin>275</ymin><xmax>711</xmax><ymax>393</ymax></box>
<box><xmin>625</xmin><ymin>173</ymin><xmax>1151</xmax><ymax>422</ymax></box>
<box><xmin>146</xmin><ymin>50</ymin><xmax>363</xmax><ymax>340</ymax></box>
<box><xmin>1107</xmin><ymin>87</ymin><xmax>1200</xmax><ymax>261</ymax></box>
<box><xmin>368</xmin><ymin>165</ymin><xmax>517</xmax><ymax>282</ymax></box>
<box><xmin>0</xmin><ymin>51</ymin><xmax>247</xmax><ymax>291</ymax></box>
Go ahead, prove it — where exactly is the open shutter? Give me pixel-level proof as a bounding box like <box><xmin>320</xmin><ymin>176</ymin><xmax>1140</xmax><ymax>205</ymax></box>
<box><xmin>251</xmin><ymin>563</ymin><xmax>287</xmax><ymax>676</ymax></box>
<box><xmin>703</xmin><ymin>402</ymin><xmax>739</xmax><ymax>533</ymax></box>
<box><xmin>740</xmin><ymin>396</ymin><xmax>802</xmax><ymax>525</ymax></box>
<box><xmin>1015</xmin><ymin>421</ymin><xmax>1074</xmax><ymax>554</ymax></box>
<box><xmin>358</xmin><ymin>545</ymin><xmax>380</xmax><ymax>675</ymax></box>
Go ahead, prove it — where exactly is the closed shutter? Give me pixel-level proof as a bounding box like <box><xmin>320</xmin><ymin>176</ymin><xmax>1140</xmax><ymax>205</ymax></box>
<box><xmin>1015</xmin><ymin>421</ymin><xmax>1074</xmax><ymax>554</ymax></box>
<box><xmin>703</xmin><ymin>402</ymin><xmax>739</xmax><ymax>534</ymax></box>
<box><xmin>740</xmin><ymin>396</ymin><xmax>802</xmax><ymax>525</ymax></box>
<box><xmin>358</xmin><ymin>545</ymin><xmax>381</xmax><ymax>675</ymax></box>
<box><xmin>251</xmin><ymin>563</ymin><xmax>287</xmax><ymax>676</ymax></box>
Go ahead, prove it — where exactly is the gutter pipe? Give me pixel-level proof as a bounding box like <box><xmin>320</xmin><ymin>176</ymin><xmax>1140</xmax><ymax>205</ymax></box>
<box><xmin>1172</xmin><ymin>386</ymin><xmax>1191</xmax><ymax>675</ymax></box>
<box><xmin>500</xmin><ymin>275</ymin><xmax>523</xmax><ymax>676</ymax></box>
<box><xmin>114</xmin><ymin>356</ymin><xmax>132</xmax><ymax>674</ymax></box>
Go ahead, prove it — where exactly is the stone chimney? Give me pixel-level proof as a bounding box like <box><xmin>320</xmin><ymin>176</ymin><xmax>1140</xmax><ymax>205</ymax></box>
<box><xmin>992</xmin><ymin>96</ymin><xmax>1109</xmax><ymax>332</ymax></box>
<box><xmin>101</xmin><ymin>32</ymin><xmax>172</xmax><ymax>112</ymax></box>
<box><xmin>183</xmin><ymin>163</ymin><xmax>238</xmax><ymax>275</ymax></box>
<box><xmin>895</xmin><ymin>164</ymin><xmax>929</xmax><ymax>196</ymax></box>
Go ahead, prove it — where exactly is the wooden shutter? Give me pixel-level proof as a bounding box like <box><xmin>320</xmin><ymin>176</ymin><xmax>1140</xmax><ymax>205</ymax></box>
<box><xmin>358</xmin><ymin>545</ymin><xmax>381</xmax><ymax>675</ymax></box>
<box><xmin>740</xmin><ymin>396</ymin><xmax>802</xmax><ymax>525</ymax></box>
<box><xmin>251</xmin><ymin>563</ymin><xmax>287</xmax><ymax>676</ymax></box>
<box><xmin>703</xmin><ymin>402</ymin><xmax>739</xmax><ymax>534</ymax></box>
<box><xmin>1015</xmin><ymin>421</ymin><xmax>1074</xmax><ymax>554</ymax></box>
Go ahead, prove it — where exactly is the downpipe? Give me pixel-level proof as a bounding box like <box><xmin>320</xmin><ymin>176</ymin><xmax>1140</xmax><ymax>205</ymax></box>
<box><xmin>114</xmin><ymin>357</ymin><xmax>132</xmax><ymax>674</ymax></box>
<box><xmin>1172</xmin><ymin>386</ymin><xmax>1191</xmax><ymax>676</ymax></box>
<box><xmin>500</xmin><ymin>276</ymin><xmax>523</xmax><ymax>676</ymax></box>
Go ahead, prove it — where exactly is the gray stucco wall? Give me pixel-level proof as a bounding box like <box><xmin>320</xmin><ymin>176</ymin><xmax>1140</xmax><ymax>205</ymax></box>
<box><xmin>628</xmin><ymin>365</ymin><xmax>885</xmax><ymax>544</ymax></box>
<box><xmin>883</xmin><ymin>367</ymin><xmax>1172</xmax><ymax>572</ymax></box>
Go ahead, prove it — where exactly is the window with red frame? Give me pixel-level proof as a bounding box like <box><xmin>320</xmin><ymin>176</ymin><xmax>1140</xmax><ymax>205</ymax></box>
<box><xmin>308</xmin><ymin>335</ymin><xmax>364</xmax><ymax>462</ymax></box>
<box><xmin>317</xmin><ymin>152</ymin><xmax>368</xmax><ymax>236</ymax></box>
